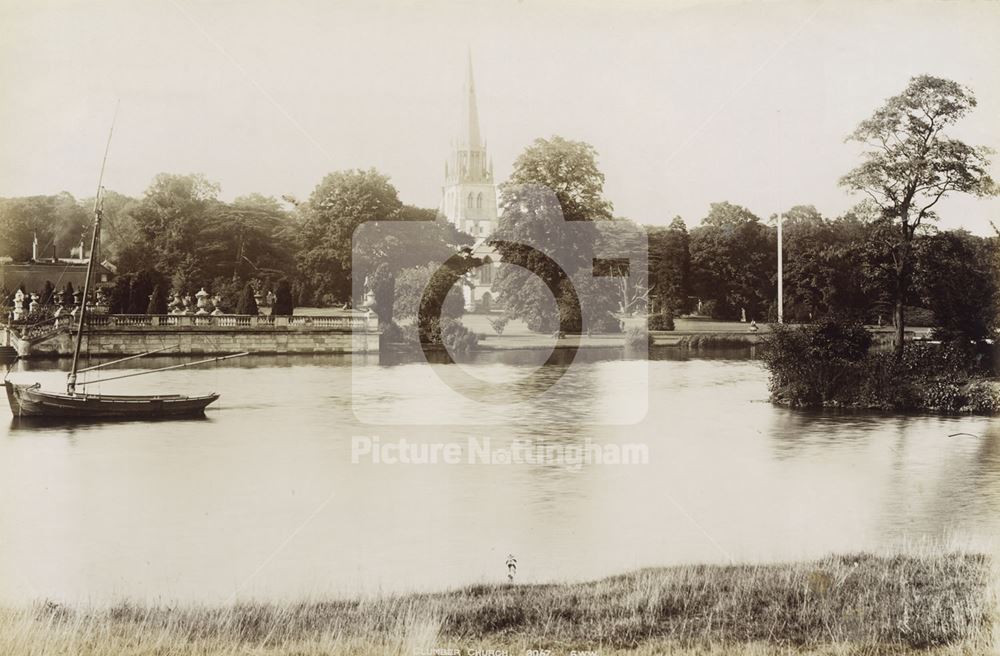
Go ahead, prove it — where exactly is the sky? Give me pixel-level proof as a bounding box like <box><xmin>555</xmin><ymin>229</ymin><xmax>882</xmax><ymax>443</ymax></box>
<box><xmin>1</xmin><ymin>0</ymin><xmax>999</xmax><ymax>235</ymax></box>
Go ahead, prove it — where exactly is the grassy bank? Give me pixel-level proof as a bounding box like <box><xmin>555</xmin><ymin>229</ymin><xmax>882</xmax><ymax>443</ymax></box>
<box><xmin>2</xmin><ymin>553</ymin><xmax>994</xmax><ymax>655</ymax></box>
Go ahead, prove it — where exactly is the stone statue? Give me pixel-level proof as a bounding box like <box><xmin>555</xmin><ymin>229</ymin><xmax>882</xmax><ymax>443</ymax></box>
<box><xmin>12</xmin><ymin>290</ymin><xmax>24</xmax><ymax>321</ymax></box>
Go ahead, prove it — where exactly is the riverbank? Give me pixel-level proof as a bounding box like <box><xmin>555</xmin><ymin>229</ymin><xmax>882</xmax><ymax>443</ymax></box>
<box><xmin>2</xmin><ymin>553</ymin><xmax>993</xmax><ymax>655</ymax></box>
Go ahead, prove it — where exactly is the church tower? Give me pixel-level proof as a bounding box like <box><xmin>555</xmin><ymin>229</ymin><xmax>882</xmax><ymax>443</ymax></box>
<box><xmin>440</xmin><ymin>54</ymin><xmax>498</xmax><ymax>238</ymax></box>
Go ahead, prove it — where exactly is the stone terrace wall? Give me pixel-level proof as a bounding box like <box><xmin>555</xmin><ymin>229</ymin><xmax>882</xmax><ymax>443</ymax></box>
<box><xmin>6</xmin><ymin>313</ymin><xmax>380</xmax><ymax>358</ymax></box>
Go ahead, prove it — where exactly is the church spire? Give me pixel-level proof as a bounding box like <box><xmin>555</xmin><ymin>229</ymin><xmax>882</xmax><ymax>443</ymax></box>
<box><xmin>462</xmin><ymin>49</ymin><xmax>483</xmax><ymax>149</ymax></box>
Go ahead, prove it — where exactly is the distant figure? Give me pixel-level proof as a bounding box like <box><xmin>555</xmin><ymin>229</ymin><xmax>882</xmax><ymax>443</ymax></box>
<box><xmin>749</xmin><ymin>320</ymin><xmax>758</xmax><ymax>333</ymax></box>
<box><xmin>506</xmin><ymin>554</ymin><xmax>517</xmax><ymax>582</ymax></box>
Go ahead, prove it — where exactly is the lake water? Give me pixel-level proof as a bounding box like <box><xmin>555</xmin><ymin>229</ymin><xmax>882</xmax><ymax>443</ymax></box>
<box><xmin>1</xmin><ymin>349</ymin><xmax>998</xmax><ymax>604</ymax></box>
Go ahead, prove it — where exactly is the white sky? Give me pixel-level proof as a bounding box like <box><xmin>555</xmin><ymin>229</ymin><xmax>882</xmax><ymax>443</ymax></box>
<box><xmin>1</xmin><ymin>0</ymin><xmax>999</xmax><ymax>234</ymax></box>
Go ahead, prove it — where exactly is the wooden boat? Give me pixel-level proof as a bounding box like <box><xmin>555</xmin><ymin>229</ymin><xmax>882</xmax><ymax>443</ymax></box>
<box><xmin>4</xmin><ymin>110</ymin><xmax>246</xmax><ymax>420</ymax></box>
<box><xmin>5</xmin><ymin>382</ymin><xmax>219</xmax><ymax>419</ymax></box>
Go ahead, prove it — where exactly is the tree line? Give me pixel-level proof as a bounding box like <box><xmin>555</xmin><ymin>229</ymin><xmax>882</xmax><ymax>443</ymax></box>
<box><xmin>1</xmin><ymin>75</ymin><xmax>996</xmax><ymax>351</ymax></box>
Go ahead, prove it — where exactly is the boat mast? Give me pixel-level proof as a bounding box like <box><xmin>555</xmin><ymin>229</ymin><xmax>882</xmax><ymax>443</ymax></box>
<box><xmin>68</xmin><ymin>107</ymin><xmax>118</xmax><ymax>395</ymax></box>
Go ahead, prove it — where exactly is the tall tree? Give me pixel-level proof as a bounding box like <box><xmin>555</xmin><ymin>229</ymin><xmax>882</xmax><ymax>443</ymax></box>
<box><xmin>840</xmin><ymin>75</ymin><xmax>997</xmax><ymax>357</ymax></box>
<box><xmin>490</xmin><ymin>136</ymin><xmax>616</xmax><ymax>333</ymax></box>
<box><xmin>147</xmin><ymin>285</ymin><xmax>168</xmax><ymax>315</ymax></box>
<box><xmin>913</xmin><ymin>230</ymin><xmax>997</xmax><ymax>344</ymax></box>
<box><xmin>128</xmin><ymin>173</ymin><xmax>221</xmax><ymax>293</ymax></box>
<box><xmin>271</xmin><ymin>279</ymin><xmax>295</xmax><ymax>316</ymax></box>
<box><xmin>689</xmin><ymin>202</ymin><xmax>775</xmax><ymax>320</ymax></box>
<box><xmin>199</xmin><ymin>195</ymin><xmax>297</xmax><ymax>283</ymax></box>
<box><xmin>0</xmin><ymin>193</ymin><xmax>89</xmax><ymax>261</ymax></box>
<box><xmin>298</xmin><ymin>169</ymin><xmax>403</xmax><ymax>305</ymax></box>
<box><xmin>236</xmin><ymin>283</ymin><xmax>258</xmax><ymax>315</ymax></box>
<box><xmin>648</xmin><ymin>216</ymin><xmax>691</xmax><ymax>314</ymax></box>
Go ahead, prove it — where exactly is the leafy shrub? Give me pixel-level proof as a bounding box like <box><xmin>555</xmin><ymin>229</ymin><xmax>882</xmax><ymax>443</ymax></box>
<box><xmin>904</xmin><ymin>305</ymin><xmax>936</xmax><ymax>327</ymax></box>
<box><xmin>271</xmin><ymin>279</ymin><xmax>295</xmax><ymax>316</ymax></box>
<box><xmin>763</xmin><ymin>317</ymin><xmax>872</xmax><ymax>406</ymax></box>
<box><xmin>648</xmin><ymin>311</ymin><xmax>675</xmax><ymax>331</ymax></box>
<box><xmin>440</xmin><ymin>318</ymin><xmax>479</xmax><ymax>354</ymax></box>
<box><xmin>765</xmin><ymin>319</ymin><xmax>998</xmax><ymax>414</ymax></box>
<box><xmin>379</xmin><ymin>321</ymin><xmax>408</xmax><ymax>345</ymax></box>
<box><xmin>415</xmin><ymin>317</ymin><xmax>479</xmax><ymax>354</ymax></box>
<box><xmin>487</xmin><ymin>314</ymin><xmax>509</xmax><ymax>337</ymax></box>
<box><xmin>235</xmin><ymin>283</ymin><xmax>258</xmax><ymax>315</ymax></box>
<box><xmin>698</xmin><ymin>299</ymin><xmax>718</xmax><ymax>318</ymax></box>
<box><xmin>680</xmin><ymin>334</ymin><xmax>756</xmax><ymax>348</ymax></box>
<box><xmin>962</xmin><ymin>382</ymin><xmax>1000</xmax><ymax>414</ymax></box>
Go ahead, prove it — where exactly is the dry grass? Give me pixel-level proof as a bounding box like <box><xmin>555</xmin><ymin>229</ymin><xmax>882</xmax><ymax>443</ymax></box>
<box><xmin>1</xmin><ymin>553</ymin><xmax>995</xmax><ymax>655</ymax></box>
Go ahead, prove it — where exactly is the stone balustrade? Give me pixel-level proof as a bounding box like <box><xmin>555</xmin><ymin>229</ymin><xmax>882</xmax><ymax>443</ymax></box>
<box><xmin>10</xmin><ymin>312</ymin><xmax>377</xmax><ymax>335</ymax></box>
<box><xmin>2</xmin><ymin>312</ymin><xmax>381</xmax><ymax>358</ymax></box>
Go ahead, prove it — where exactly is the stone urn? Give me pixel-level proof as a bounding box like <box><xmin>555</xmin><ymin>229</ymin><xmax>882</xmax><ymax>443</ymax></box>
<box><xmin>196</xmin><ymin>288</ymin><xmax>210</xmax><ymax>315</ymax></box>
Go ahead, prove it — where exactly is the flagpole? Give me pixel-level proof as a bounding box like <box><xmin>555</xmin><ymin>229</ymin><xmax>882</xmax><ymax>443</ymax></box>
<box><xmin>777</xmin><ymin>211</ymin><xmax>784</xmax><ymax>324</ymax></box>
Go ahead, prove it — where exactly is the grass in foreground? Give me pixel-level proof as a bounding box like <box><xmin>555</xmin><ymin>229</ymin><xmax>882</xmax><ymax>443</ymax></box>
<box><xmin>1</xmin><ymin>553</ymin><xmax>995</xmax><ymax>655</ymax></box>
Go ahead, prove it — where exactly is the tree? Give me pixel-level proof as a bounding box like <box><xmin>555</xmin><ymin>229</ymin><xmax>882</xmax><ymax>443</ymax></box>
<box><xmin>88</xmin><ymin>190</ymin><xmax>142</xmax><ymax>270</ymax></box>
<box><xmin>488</xmin><ymin>314</ymin><xmax>510</xmax><ymax>337</ymax></box>
<box><xmin>393</xmin><ymin>263</ymin><xmax>466</xmax><ymax>322</ymax></box>
<box><xmin>127</xmin><ymin>270</ymin><xmax>161</xmax><ymax>314</ymax></box>
<box><xmin>776</xmin><ymin>205</ymin><xmax>875</xmax><ymax>321</ymax></box>
<box><xmin>491</xmin><ymin>136</ymin><xmax>615</xmax><ymax>333</ymax></box>
<box><xmin>61</xmin><ymin>282</ymin><xmax>74</xmax><ymax>307</ymax></box>
<box><xmin>199</xmin><ymin>196</ymin><xmax>297</xmax><ymax>283</ymax></box>
<box><xmin>235</xmin><ymin>283</ymin><xmax>258</xmax><ymax>315</ymax></box>
<box><xmin>0</xmin><ymin>193</ymin><xmax>90</xmax><ymax>261</ymax></box>
<box><xmin>128</xmin><ymin>173</ymin><xmax>221</xmax><ymax>292</ymax></box>
<box><xmin>840</xmin><ymin>75</ymin><xmax>997</xmax><ymax>357</ymax></box>
<box><xmin>39</xmin><ymin>280</ymin><xmax>55</xmax><ymax>306</ymax></box>
<box><xmin>503</xmin><ymin>136</ymin><xmax>613</xmax><ymax>224</ymax></box>
<box><xmin>147</xmin><ymin>285</ymin><xmax>168</xmax><ymax>315</ymax></box>
<box><xmin>271</xmin><ymin>279</ymin><xmax>295</xmax><ymax>316</ymax></box>
<box><xmin>689</xmin><ymin>202</ymin><xmax>775</xmax><ymax>320</ymax></box>
<box><xmin>913</xmin><ymin>230</ymin><xmax>997</xmax><ymax>344</ymax></box>
<box><xmin>298</xmin><ymin>169</ymin><xmax>403</xmax><ymax>305</ymax></box>
<box><xmin>106</xmin><ymin>274</ymin><xmax>133</xmax><ymax>314</ymax></box>
<box><xmin>648</xmin><ymin>216</ymin><xmax>691</xmax><ymax>314</ymax></box>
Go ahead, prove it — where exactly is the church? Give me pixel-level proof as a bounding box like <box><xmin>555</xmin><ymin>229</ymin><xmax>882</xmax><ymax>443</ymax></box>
<box><xmin>440</xmin><ymin>55</ymin><xmax>500</xmax><ymax>313</ymax></box>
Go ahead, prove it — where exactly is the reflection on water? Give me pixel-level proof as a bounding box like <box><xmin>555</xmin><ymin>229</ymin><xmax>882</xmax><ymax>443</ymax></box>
<box><xmin>0</xmin><ymin>348</ymin><xmax>997</xmax><ymax>604</ymax></box>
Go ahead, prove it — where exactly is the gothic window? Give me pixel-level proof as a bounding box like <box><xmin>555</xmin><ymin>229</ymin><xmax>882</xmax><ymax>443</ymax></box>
<box><xmin>467</xmin><ymin>193</ymin><xmax>474</xmax><ymax>208</ymax></box>
<box><xmin>477</xmin><ymin>192</ymin><xmax>483</xmax><ymax>209</ymax></box>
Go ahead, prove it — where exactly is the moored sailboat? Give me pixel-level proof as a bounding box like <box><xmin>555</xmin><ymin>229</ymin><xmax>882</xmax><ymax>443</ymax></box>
<box><xmin>4</xmin><ymin>111</ymin><xmax>246</xmax><ymax>420</ymax></box>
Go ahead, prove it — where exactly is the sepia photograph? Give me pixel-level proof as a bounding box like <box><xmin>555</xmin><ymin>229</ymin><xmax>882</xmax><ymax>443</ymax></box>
<box><xmin>1</xmin><ymin>0</ymin><xmax>1000</xmax><ymax>654</ymax></box>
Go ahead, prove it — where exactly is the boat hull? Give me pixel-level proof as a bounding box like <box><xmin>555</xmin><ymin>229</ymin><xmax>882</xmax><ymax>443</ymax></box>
<box><xmin>5</xmin><ymin>381</ymin><xmax>219</xmax><ymax>419</ymax></box>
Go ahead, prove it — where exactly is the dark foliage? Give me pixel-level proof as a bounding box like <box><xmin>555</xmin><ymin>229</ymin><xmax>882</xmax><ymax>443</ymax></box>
<box><xmin>648</xmin><ymin>310</ymin><xmax>675</xmax><ymax>331</ymax></box>
<box><xmin>146</xmin><ymin>285</ymin><xmax>168</xmax><ymax>315</ymax></box>
<box><xmin>272</xmin><ymin>279</ymin><xmax>295</xmax><ymax>316</ymax></box>
<box><xmin>38</xmin><ymin>280</ymin><xmax>55</xmax><ymax>306</ymax></box>
<box><xmin>764</xmin><ymin>317</ymin><xmax>998</xmax><ymax>414</ymax></box>
<box><xmin>235</xmin><ymin>284</ymin><xmax>259</xmax><ymax>315</ymax></box>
